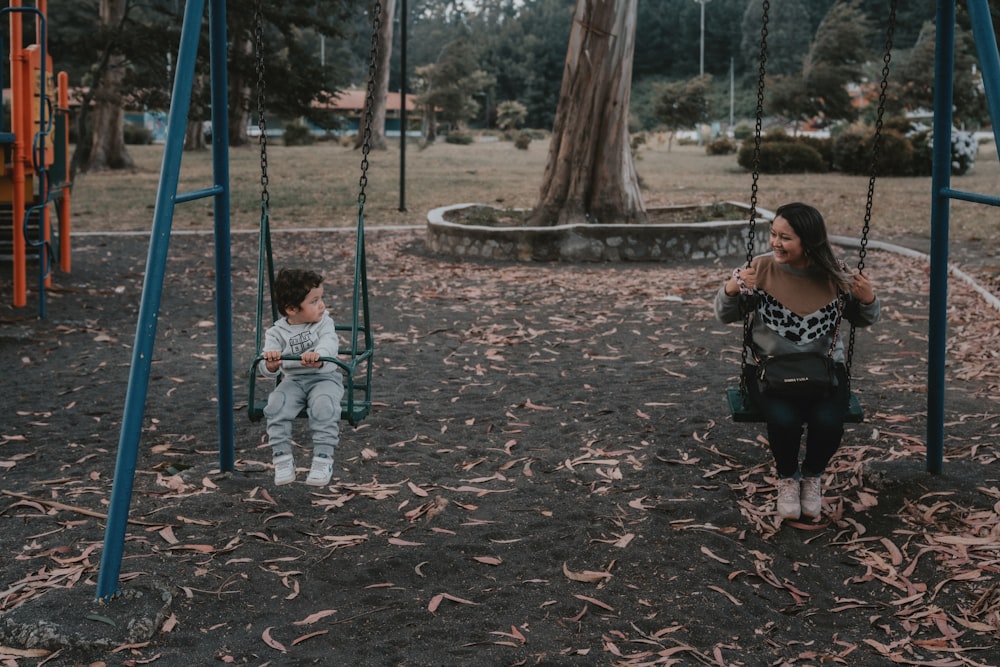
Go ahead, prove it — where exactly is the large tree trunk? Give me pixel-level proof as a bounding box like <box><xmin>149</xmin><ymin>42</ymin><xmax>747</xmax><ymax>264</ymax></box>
<box><xmin>355</xmin><ymin>0</ymin><xmax>395</xmax><ymax>150</ymax></box>
<box><xmin>184</xmin><ymin>72</ymin><xmax>208</xmax><ymax>151</ymax></box>
<box><xmin>185</xmin><ymin>120</ymin><xmax>206</xmax><ymax>150</ymax></box>
<box><xmin>85</xmin><ymin>0</ymin><xmax>133</xmax><ymax>172</ymax></box>
<box><xmin>422</xmin><ymin>105</ymin><xmax>437</xmax><ymax>143</ymax></box>
<box><xmin>527</xmin><ymin>0</ymin><xmax>645</xmax><ymax>226</ymax></box>
<box><xmin>229</xmin><ymin>35</ymin><xmax>253</xmax><ymax>147</ymax></box>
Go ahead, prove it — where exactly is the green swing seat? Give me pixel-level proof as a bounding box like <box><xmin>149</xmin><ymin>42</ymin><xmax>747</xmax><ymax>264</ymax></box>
<box><xmin>726</xmin><ymin>386</ymin><xmax>864</xmax><ymax>423</ymax></box>
<box><xmin>247</xmin><ymin>350</ymin><xmax>372</xmax><ymax>427</ymax></box>
<box><xmin>245</xmin><ymin>209</ymin><xmax>374</xmax><ymax>429</ymax></box>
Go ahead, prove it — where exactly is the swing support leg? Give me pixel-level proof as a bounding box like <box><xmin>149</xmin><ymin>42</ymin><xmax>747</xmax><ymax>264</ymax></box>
<box><xmin>95</xmin><ymin>0</ymin><xmax>233</xmax><ymax>605</ymax></box>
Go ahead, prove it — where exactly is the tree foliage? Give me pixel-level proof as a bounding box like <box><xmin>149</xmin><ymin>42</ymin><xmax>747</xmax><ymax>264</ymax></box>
<box><xmin>740</xmin><ymin>0</ymin><xmax>812</xmax><ymax>78</ymax></box>
<box><xmin>413</xmin><ymin>36</ymin><xmax>494</xmax><ymax>131</ymax></box>
<box><xmin>765</xmin><ymin>1</ymin><xmax>874</xmax><ymax>126</ymax></box>
<box><xmin>464</xmin><ymin>0</ymin><xmax>574</xmax><ymax>129</ymax></box>
<box><xmin>891</xmin><ymin>20</ymin><xmax>987</xmax><ymax>127</ymax></box>
<box><xmin>496</xmin><ymin>100</ymin><xmax>528</xmax><ymax>132</ymax></box>
<box><xmin>39</xmin><ymin>0</ymin><xmax>964</xmax><ymax>155</ymax></box>
<box><xmin>654</xmin><ymin>76</ymin><xmax>712</xmax><ymax>148</ymax></box>
<box><xmin>803</xmin><ymin>1</ymin><xmax>873</xmax><ymax>119</ymax></box>
<box><xmin>47</xmin><ymin>0</ymin><xmax>357</xmax><ymax>158</ymax></box>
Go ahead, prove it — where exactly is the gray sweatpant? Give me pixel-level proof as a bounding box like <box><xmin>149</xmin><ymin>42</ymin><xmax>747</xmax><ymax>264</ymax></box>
<box><xmin>264</xmin><ymin>373</ymin><xmax>343</xmax><ymax>454</ymax></box>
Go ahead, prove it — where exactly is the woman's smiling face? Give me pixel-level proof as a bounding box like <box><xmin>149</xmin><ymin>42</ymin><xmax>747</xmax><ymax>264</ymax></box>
<box><xmin>769</xmin><ymin>215</ymin><xmax>808</xmax><ymax>269</ymax></box>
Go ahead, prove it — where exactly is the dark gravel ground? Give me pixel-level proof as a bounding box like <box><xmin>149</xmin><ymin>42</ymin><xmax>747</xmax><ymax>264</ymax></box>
<box><xmin>1</xmin><ymin>229</ymin><xmax>998</xmax><ymax>667</ymax></box>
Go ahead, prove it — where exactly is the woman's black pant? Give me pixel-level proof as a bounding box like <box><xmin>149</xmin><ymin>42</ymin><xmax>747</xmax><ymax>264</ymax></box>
<box><xmin>745</xmin><ymin>363</ymin><xmax>851</xmax><ymax>478</ymax></box>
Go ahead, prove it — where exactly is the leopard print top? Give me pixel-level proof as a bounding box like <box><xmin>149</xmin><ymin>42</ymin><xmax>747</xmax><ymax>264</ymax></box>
<box><xmin>758</xmin><ymin>292</ymin><xmax>841</xmax><ymax>345</ymax></box>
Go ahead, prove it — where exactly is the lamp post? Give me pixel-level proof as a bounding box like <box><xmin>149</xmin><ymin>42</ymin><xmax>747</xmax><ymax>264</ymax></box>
<box><xmin>694</xmin><ymin>0</ymin><xmax>709</xmax><ymax>77</ymax></box>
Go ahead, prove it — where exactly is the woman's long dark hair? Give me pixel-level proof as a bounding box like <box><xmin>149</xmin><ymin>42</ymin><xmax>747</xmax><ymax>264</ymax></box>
<box><xmin>774</xmin><ymin>202</ymin><xmax>851</xmax><ymax>292</ymax></box>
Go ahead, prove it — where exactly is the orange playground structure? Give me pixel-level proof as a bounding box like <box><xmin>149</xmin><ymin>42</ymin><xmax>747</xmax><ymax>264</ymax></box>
<box><xmin>2</xmin><ymin>0</ymin><xmax>72</xmax><ymax>316</ymax></box>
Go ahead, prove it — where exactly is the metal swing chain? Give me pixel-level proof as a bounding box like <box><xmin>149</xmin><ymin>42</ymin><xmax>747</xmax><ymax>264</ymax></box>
<box><xmin>740</xmin><ymin>0</ymin><xmax>769</xmax><ymax>393</ymax></box>
<box><xmin>357</xmin><ymin>0</ymin><xmax>383</xmax><ymax>209</ymax></box>
<box><xmin>253</xmin><ymin>0</ymin><xmax>274</xmax><ymax>350</ymax></box>
<box><xmin>746</xmin><ymin>1</ymin><xmax>769</xmax><ymax>270</ymax></box>
<box><xmin>254</xmin><ymin>2</ymin><xmax>269</xmax><ymax>219</ymax></box>
<box><xmin>254</xmin><ymin>5</ymin><xmax>270</xmax><ymax>224</ymax></box>
<box><xmin>846</xmin><ymin>0</ymin><xmax>897</xmax><ymax>373</ymax></box>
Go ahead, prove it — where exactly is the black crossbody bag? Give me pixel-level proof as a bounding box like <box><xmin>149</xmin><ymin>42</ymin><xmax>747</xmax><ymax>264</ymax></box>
<box><xmin>754</xmin><ymin>293</ymin><xmax>844</xmax><ymax>399</ymax></box>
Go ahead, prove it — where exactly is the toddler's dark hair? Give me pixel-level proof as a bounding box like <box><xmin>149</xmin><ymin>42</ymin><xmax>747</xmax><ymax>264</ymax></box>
<box><xmin>273</xmin><ymin>269</ymin><xmax>323</xmax><ymax>316</ymax></box>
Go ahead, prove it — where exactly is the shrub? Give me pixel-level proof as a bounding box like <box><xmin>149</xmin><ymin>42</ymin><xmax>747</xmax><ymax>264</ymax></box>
<box><xmin>445</xmin><ymin>132</ymin><xmax>474</xmax><ymax>145</ymax></box>
<box><xmin>733</xmin><ymin>122</ymin><xmax>754</xmax><ymax>141</ymax></box>
<box><xmin>796</xmin><ymin>136</ymin><xmax>834</xmax><ymax>169</ymax></box>
<box><xmin>513</xmin><ymin>130</ymin><xmax>531</xmax><ymax>150</ymax></box>
<box><xmin>874</xmin><ymin>130</ymin><xmax>915</xmax><ymax>176</ymax></box>
<box><xmin>737</xmin><ymin>139</ymin><xmax>827</xmax><ymax>173</ymax></box>
<box><xmin>706</xmin><ymin>137</ymin><xmax>736</xmax><ymax>155</ymax></box>
<box><xmin>123</xmin><ymin>123</ymin><xmax>153</xmax><ymax>145</ymax></box>
<box><xmin>833</xmin><ymin>127</ymin><xmax>912</xmax><ymax>176</ymax></box>
<box><xmin>831</xmin><ymin>127</ymin><xmax>869</xmax><ymax>174</ymax></box>
<box><xmin>949</xmin><ymin>128</ymin><xmax>978</xmax><ymax>175</ymax></box>
<box><xmin>762</xmin><ymin>127</ymin><xmax>795</xmax><ymax>142</ymax></box>
<box><xmin>884</xmin><ymin>116</ymin><xmax>918</xmax><ymax>135</ymax></box>
<box><xmin>908</xmin><ymin>130</ymin><xmax>933</xmax><ymax>176</ymax></box>
<box><xmin>908</xmin><ymin>127</ymin><xmax>978</xmax><ymax>176</ymax></box>
<box><xmin>283</xmin><ymin>122</ymin><xmax>315</xmax><ymax>146</ymax></box>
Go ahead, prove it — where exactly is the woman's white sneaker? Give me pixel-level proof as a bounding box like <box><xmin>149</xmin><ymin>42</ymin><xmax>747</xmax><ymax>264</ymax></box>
<box><xmin>800</xmin><ymin>476</ymin><xmax>823</xmax><ymax>518</ymax></box>
<box><xmin>776</xmin><ymin>477</ymin><xmax>801</xmax><ymax>520</ymax></box>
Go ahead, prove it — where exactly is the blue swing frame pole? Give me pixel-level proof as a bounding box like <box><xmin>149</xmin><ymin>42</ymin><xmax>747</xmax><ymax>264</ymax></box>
<box><xmin>967</xmin><ymin>0</ymin><xmax>1000</xmax><ymax>150</ymax></box>
<box><xmin>926</xmin><ymin>0</ymin><xmax>954</xmax><ymax>475</ymax></box>
<box><xmin>96</xmin><ymin>0</ymin><xmax>233</xmax><ymax>603</ymax></box>
<box><xmin>927</xmin><ymin>0</ymin><xmax>1000</xmax><ymax>473</ymax></box>
<box><xmin>210</xmin><ymin>0</ymin><xmax>235</xmax><ymax>472</ymax></box>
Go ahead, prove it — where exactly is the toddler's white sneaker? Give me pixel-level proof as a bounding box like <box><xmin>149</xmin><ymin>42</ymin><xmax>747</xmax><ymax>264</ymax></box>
<box><xmin>305</xmin><ymin>453</ymin><xmax>333</xmax><ymax>487</ymax></box>
<box><xmin>273</xmin><ymin>453</ymin><xmax>295</xmax><ymax>486</ymax></box>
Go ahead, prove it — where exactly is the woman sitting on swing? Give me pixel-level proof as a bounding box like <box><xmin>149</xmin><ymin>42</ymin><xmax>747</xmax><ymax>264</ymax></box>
<box><xmin>715</xmin><ymin>202</ymin><xmax>880</xmax><ymax>522</ymax></box>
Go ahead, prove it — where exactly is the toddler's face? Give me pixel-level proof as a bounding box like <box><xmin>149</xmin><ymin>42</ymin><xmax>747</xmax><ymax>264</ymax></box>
<box><xmin>288</xmin><ymin>285</ymin><xmax>326</xmax><ymax>324</ymax></box>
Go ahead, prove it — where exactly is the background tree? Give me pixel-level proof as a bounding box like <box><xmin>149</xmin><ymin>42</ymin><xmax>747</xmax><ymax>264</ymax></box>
<box><xmin>42</xmin><ymin>0</ymin><xmax>944</xmax><ymax>153</ymax></box>
<box><xmin>414</xmin><ymin>36</ymin><xmax>494</xmax><ymax>134</ymax></box>
<box><xmin>892</xmin><ymin>21</ymin><xmax>987</xmax><ymax>128</ymax></box>
<box><xmin>410</xmin><ymin>66</ymin><xmax>437</xmax><ymax>140</ymax></box>
<box><xmin>801</xmin><ymin>1</ymin><xmax>873</xmax><ymax>121</ymax></box>
<box><xmin>85</xmin><ymin>0</ymin><xmax>133</xmax><ymax>172</ymax></box>
<box><xmin>654</xmin><ymin>76</ymin><xmax>712</xmax><ymax>149</ymax></box>
<box><xmin>765</xmin><ymin>0</ymin><xmax>873</xmax><ymax>129</ymax></box>
<box><xmin>230</xmin><ymin>1</ymin><xmax>355</xmax><ymax>146</ymax></box>
<box><xmin>740</xmin><ymin>0</ymin><xmax>812</xmax><ymax>78</ymax></box>
<box><xmin>355</xmin><ymin>0</ymin><xmax>396</xmax><ymax>150</ymax></box>
<box><xmin>527</xmin><ymin>0</ymin><xmax>644</xmax><ymax>226</ymax></box>
<box><xmin>496</xmin><ymin>100</ymin><xmax>528</xmax><ymax>137</ymax></box>
<box><xmin>473</xmin><ymin>0</ymin><xmax>574</xmax><ymax>129</ymax></box>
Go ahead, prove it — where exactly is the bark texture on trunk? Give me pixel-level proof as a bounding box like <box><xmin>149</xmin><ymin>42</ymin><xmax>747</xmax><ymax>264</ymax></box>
<box><xmin>230</xmin><ymin>36</ymin><xmax>253</xmax><ymax>147</ymax></box>
<box><xmin>355</xmin><ymin>0</ymin><xmax>396</xmax><ymax>151</ymax></box>
<box><xmin>528</xmin><ymin>0</ymin><xmax>645</xmax><ymax>226</ymax></box>
<box><xmin>85</xmin><ymin>0</ymin><xmax>133</xmax><ymax>172</ymax></box>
